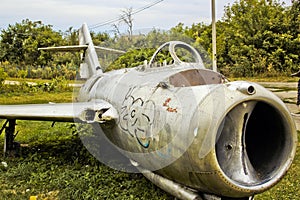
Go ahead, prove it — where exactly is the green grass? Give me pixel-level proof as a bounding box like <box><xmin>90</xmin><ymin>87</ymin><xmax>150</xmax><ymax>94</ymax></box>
<box><xmin>0</xmin><ymin>84</ymin><xmax>173</xmax><ymax>200</ymax></box>
<box><xmin>229</xmin><ymin>76</ymin><xmax>299</xmax><ymax>83</ymax></box>
<box><xmin>0</xmin><ymin>83</ymin><xmax>299</xmax><ymax>200</ymax></box>
<box><xmin>0</xmin><ymin>91</ymin><xmax>74</xmax><ymax>105</ymax></box>
<box><xmin>0</xmin><ymin>121</ymin><xmax>172</xmax><ymax>200</ymax></box>
<box><xmin>6</xmin><ymin>78</ymin><xmax>83</xmax><ymax>85</ymax></box>
<box><xmin>0</xmin><ymin>78</ymin><xmax>75</xmax><ymax>104</ymax></box>
<box><xmin>6</xmin><ymin>78</ymin><xmax>51</xmax><ymax>84</ymax></box>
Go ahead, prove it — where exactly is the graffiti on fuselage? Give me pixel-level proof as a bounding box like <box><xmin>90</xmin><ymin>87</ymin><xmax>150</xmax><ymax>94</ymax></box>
<box><xmin>119</xmin><ymin>87</ymin><xmax>155</xmax><ymax>148</ymax></box>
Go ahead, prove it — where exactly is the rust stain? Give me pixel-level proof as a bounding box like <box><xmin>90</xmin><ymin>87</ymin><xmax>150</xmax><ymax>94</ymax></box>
<box><xmin>166</xmin><ymin>107</ymin><xmax>178</xmax><ymax>113</ymax></box>
<box><xmin>163</xmin><ymin>98</ymin><xmax>178</xmax><ymax>113</ymax></box>
<box><xmin>163</xmin><ymin>98</ymin><xmax>172</xmax><ymax>107</ymax></box>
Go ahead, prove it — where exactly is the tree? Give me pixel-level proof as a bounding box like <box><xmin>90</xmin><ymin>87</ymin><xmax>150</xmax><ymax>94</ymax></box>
<box><xmin>219</xmin><ymin>0</ymin><xmax>295</xmax><ymax>76</ymax></box>
<box><xmin>288</xmin><ymin>0</ymin><xmax>300</xmax><ymax>71</ymax></box>
<box><xmin>0</xmin><ymin>67</ymin><xmax>7</xmax><ymax>87</ymax></box>
<box><xmin>290</xmin><ymin>0</ymin><xmax>300</xmax><ymax>35</ymax></box>
<box><xmin>111</xmin><ymin>7</ymin><xmax>134</xmax><ymax>40</ymax></box>
<box><xmin>0</xmin><ymin>19</ymin><xmax>64</xmax><ymax>67</ymax></box>
<box><xmin>90</xmin><ymin>32</ymin><xmax>109</xmax><ymax>46</ymax></box>
<box><xmin>121</xmin><ymin>7</ymin><xmax>134</xmax><ymax>41</ymax></box>
<box><xmin>64</xmin><ymin>26</ymin><xmax>78</xmax><ymax>45</ymax></box>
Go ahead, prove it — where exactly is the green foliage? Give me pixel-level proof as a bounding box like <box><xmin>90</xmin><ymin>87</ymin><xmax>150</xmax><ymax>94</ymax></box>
<box><xmin>289</xmin><ymin>0</ymin><xmax>300</xmax><ymax>36</ymax></box>
<box><xmin>0</xmin><ymin>67</ymin><xmax>7</xmax><ymax>87</ymax></box>
<box><xmin>90</xmin><ymin>32</ymin><xmax>110</xmax><ymax>46</ymax></box>
<box><xmin>152</xmin><ymin>0</ymin><xmax>300</xmax><ymax>77</ymax></box>
<box><xmin>106</xmin><ymin>48</ymin><xmax>156</xmax><ymax>71</ymax></box>
<box><xmin>0</xmin><ymin>62</ymin><xmax>77</xmax><ymax>80</ymax></box>
<box><xmin>0</xmin><ymin>77</ymin><xmax>73</xmax><ymax>99</ymax></box>
<box><xmin>103</xmin><ymin>0</ymin><xmax>300</xmax><ymax>78</ymax></box>
<box><xmin>0</xmin><ymin>19</ymin><xmax>78</xmax><ymax>80</ymax></box>
<box><xmin>219</xmin><ymin>0</ymin><xmax>300</xmax><ymax>77</ymax></box>
<box><xmin>0</xmin><ymin>19</ymin><xmax>64</xmax><ymax>66</ymax></box>
<box><xmin>1</xmin><ymin>1</ymin><xmax>300</xmax><ymax>79</ymax></box>
<box><xmin>103</xmin><ymin>27</ymin><xmax>212</xmax><ymax>71</ymax></box>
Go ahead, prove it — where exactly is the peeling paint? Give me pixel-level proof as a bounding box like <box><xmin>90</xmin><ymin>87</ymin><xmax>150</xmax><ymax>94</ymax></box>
<box><xmin>163</xmin><ymin>98</ymin><xmax>178</xmax><ymax>113</ymax></box>
<box><xmin>166</xmin><ymin>107</ymin><xmax>178</xmax><ymax>113</ymax></box>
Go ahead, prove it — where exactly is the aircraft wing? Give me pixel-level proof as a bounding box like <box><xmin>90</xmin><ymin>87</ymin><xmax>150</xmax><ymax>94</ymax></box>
<box><xmin>38</xmin><ymin>45</ymin><xmax>88</xmax><ymax>52</ymax></box>
<box><xmin>0</xmin><ymin>101</ymin><xmax>118</xmax><ymax>123</ymax></box>
<box><xmin>39</xmin><ymin>45</ymin><xmax>125</xmax><ymax>54</ymax></box>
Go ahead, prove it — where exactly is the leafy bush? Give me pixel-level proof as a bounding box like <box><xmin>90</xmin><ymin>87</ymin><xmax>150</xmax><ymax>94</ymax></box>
<box><xmin>1</xmin><ymin>2</ymin><xmax>300</xmax><ymax>79</ymax></box>
<box><xmin>0</xmin><ymin>77</ymin><xmax>72</xmax><ymax>96</ymax></box>
<box><xmin>0</xmin><ymin>67</ymin><xmax>7</xmax><ymax>87</ymax></box>
<box><xmin>106</xmin><ymin>48</ymin><xmax>155</xmax><ymax>71</ymax></box>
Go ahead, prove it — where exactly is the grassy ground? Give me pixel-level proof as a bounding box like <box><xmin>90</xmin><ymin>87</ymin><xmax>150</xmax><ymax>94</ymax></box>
<box><xmin>6</xmin><ymin>78</ymin><xmax>83</xmax><ymax>85</ymax></box>
<box><xmin>0</xmin><ymin>121</ymin><xmax>172</xmax><ymax>200</ymax></box>
<box><xmin>229</xmin><ymin>76</ymin><xmax>299</xmax><ymax>83</ymax></box>
<box><xmin>0</xmin><ymin>92</ymin><xmax>73</xmax><ymax>105</ymax></box>
<box><xmin>0</xmin><ymin>82</ymin><xmax>299</xmax><ymax>200</ymax></box>
<box><xmin>0</xmin><ymin>84</ymin><xmax>173</xmax><ymax>200</ymax></box>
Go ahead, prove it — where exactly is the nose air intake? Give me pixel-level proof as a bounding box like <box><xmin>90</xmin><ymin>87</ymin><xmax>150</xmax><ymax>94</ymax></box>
<box><xmin>216</xmin><ymin>101</ymin><xmax>296</xmax><ymax>188</ymax></box>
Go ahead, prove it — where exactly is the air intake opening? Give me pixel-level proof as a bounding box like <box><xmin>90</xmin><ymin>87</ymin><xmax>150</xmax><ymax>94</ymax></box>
<box><xmin>245</xmin><ymin>102</ymin><xmax>286</xmax><ymax>179</ymax></box>
<box><xmin>216</xmin><ymin>101</ymin><xmax>293</xmax><ymax>186</ymax></box>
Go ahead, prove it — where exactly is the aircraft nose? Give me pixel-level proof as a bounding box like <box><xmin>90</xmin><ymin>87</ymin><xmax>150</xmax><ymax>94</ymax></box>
<box><xmin>215</xmin><ymin>100</ymin><xmax>296</xmax><ymax>187</ymax></box>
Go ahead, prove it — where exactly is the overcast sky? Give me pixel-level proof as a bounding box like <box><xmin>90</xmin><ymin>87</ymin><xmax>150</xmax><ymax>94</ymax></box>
<box><xmin>0</xmin><ymin>0</ymin><xmax>292</xmax><ymax>33</ymax></box>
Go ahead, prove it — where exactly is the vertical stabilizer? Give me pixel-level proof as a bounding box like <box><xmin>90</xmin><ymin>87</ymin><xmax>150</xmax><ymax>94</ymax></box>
<box><xmin>79</xmin><ymin>23</ymin><xmax>103</xmax><ymax>77</ymax></box>
<box><xmin>38</xmin><ymin>23</ymin><xmax>103</xmax><ymax>79</ymax></box>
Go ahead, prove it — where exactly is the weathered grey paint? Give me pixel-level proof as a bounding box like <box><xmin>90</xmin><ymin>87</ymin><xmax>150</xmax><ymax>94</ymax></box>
<box><xmin>76</xmin><ymin>62</ymin><xmax>297</xmax><ymax>198</ymax></box>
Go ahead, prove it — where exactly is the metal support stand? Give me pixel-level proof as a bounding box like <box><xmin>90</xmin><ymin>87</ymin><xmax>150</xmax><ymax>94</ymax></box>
<box><xmin>1</xmin><ymin>119</ymin><xmax>19</xmax><ymax>157</ymax></box>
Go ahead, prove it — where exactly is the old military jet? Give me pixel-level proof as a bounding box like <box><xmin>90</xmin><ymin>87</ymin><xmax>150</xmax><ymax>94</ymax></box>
<box><xmin>0</xmin><ymin>23</ymin><xmax>297</xmax><ymax>200</ymax></box>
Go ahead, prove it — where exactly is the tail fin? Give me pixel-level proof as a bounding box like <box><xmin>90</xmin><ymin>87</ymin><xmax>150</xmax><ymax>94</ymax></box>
<box><xmin>39</xmin><ymin>23</ymin><xmax>125</xmax><ymax>79</ymax></box>
<box><xmin>78</xmin><ymin>23</ymin><xmax>102</xmax><ymax>77</ymax></box>
<box><xmin>39</xmin><ymin>23</ymin><xmax>102</xmax><ymax>79</ymax></box>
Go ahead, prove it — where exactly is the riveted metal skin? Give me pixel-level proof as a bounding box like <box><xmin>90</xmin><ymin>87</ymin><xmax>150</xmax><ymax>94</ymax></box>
<box><xmin>77</xmin><ymin>63</ymin><xmax>297</xmax><ymax>198</ymax></box>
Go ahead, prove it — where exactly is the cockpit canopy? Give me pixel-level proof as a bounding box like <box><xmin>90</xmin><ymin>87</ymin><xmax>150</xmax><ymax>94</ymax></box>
<box><xmin>148</xmin><ymin>41</ymin><xmax>205</xmax><ymax>68</ymax></box>
<box><xmin>169</xmin><ymin>68</ymin><xmax>225</xmax><ymax>87</ymax></box>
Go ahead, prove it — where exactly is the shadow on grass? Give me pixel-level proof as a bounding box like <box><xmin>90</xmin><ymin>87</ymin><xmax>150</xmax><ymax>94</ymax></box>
<box><xmin>0</xmin><ymin>135</ymin><xmax>173</xmax><ymax>200</ymax></box>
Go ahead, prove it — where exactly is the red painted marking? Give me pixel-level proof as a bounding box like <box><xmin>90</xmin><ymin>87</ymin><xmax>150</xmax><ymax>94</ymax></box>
<box><xmin>163</xmin><ymin>98</ymin><xmax>172</xmax><ymax>107</ymax></box>
<box><xmin>163</xmin><ymin>98</ymin><xmax>177</xmax><ymax>113</ymax></box>
<box><xmin>166</xmin><ymin>107</ymin><xmax>178</xmax><ymax>113</ymax></box>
